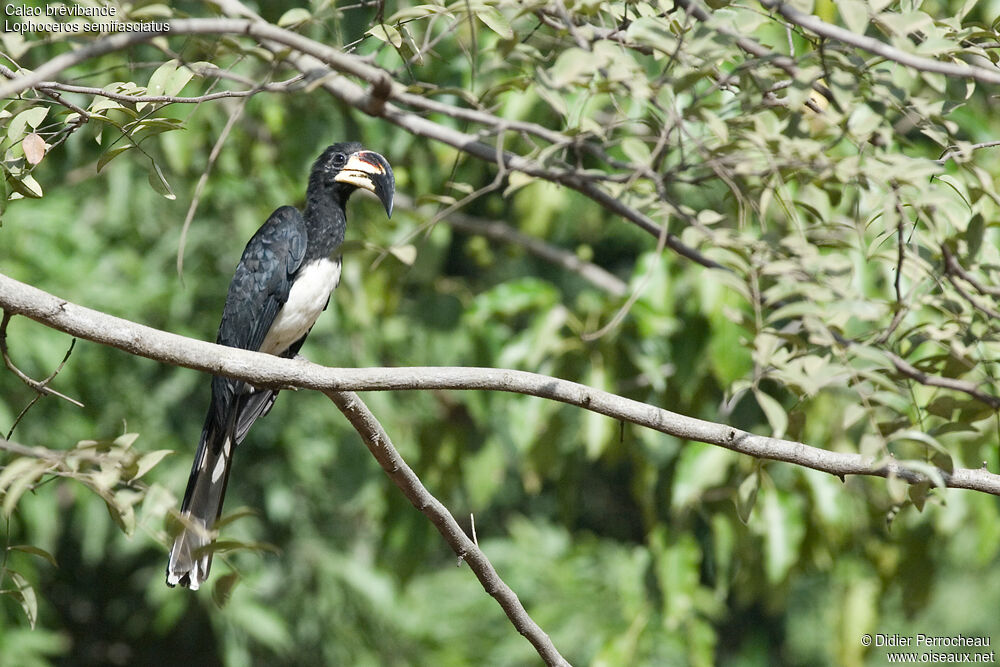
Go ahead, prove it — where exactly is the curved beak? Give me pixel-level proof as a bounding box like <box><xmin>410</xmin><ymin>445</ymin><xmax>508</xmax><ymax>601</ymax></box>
<box><xmin>334</xmin><ymin>150</ymin><xmax>395</xmax><ymax>217</ymax></box>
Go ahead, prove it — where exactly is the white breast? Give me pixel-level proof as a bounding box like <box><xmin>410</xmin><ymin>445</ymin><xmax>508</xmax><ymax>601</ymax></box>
<box><xmin>259</xmin><ymin>257</ymin><xmax>342</xmax><ymax>355</ymax></box>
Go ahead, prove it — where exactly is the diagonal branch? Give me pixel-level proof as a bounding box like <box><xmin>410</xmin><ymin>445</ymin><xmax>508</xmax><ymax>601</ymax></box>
<box><xmin>394</xmin><ymin>193</ymin><xmax>628</xmax><ymax>297</ymax></box>
<box><xmin>326</xmin><ymin>390</ymin><xmax>569</xmax><ymax>667</ymax></box>
<box><xmin>758</xmin><ymin>0</ymin><xmax>1000</xmax><ymax>86</ymax></box>
<box><xmin>942</xmin><ymin>243</ymin><xmax>1000</xmax><ymax>298</ymax></box>
<box><xmin>882</xmin><ymin>348</ymin><xmax>1000</xmax><ymax>411</ymax></box>
<box><xmin>1</xmin><ymin>313</ymin><xmax>77</xmax><ymax>401</ymax></box>
<box><xmin>2</xmin><ymin>271</ymin><xmax>999</xmax><ymax>497</ymax></box>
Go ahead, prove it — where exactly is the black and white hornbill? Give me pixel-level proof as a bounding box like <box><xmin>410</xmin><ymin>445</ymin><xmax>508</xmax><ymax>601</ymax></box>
<box><xmin>166</xmin><ymin>142</ymin><xmax>394</xmax><ymax>590</ymax></box>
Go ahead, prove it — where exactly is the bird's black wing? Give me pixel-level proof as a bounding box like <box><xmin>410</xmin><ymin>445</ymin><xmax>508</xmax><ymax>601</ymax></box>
<box><xmin>209</xmin><ymin>205</ymin><xmax>308</xmax><ymax>427</ymax></box>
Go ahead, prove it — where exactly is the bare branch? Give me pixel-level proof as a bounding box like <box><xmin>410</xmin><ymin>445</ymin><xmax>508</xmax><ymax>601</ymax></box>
<box><xmin>176</xmin><ymin>97</ymin><xmax>248</xmax><ymax>279</ymax></box>
<box><xmin>944</xmin><ymin>271</ymin><xmax>1000</xmax><ymax>320</ymax></box>
<box><xmin>38</xmin><ymin>76</ymin><xmax>302</xmax><ymax>106</ymax></box>
<box><xmin>2</xmin><ymin>271</ymin><xmax>998</xmax><ymax>497</ymax></box>
<box><xmin>758</xmin><ymin>0</ymin><xmax>1000</xmax><ymax>86</ymax></box>
<box><xmin>327</xmin><ymin>391</ymin><xmax>570</xmax><ymax>667</ymax></box>
<box><xmin>0</xmin><ymin>436</ymin><xmax>66</xmax><ymax>460</ymax></box>
<box><xmin>882</xmin><ymin>348</ymin><xmax>1000</xmax><ymax>411</ymax></box>
<box><xmin>942</xmin><ymin>243</ymin><xmax>1000</xmax><ymax>298</ymax></box>
<box><xmin>397</xmin><ymin>194</ymin><xmax>628</xmax><ymax>297</ymax></box>
<box><xmin>0</xmin><ymin>311</ymin><xmax>83</xmax><ymax>409</ymax></box>
<box><xmin>936</xmin><ymin>140</ymin><xmax>1000</xmax><ymax>165</ymax></box>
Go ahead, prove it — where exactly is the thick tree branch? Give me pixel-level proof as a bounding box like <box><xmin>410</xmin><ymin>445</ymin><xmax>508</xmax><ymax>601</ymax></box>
<box><xmin>2</xmin><ymin>272</ymin><xmax>998</xmax><ymax>497</ymax></box>
<box><xmin>326</xmin><ymin>391</ymin><xmax>569</xmax><ymax>667</ymax></box>
<box><xmin>758</xmin><ymin>0</ymin><xmax>1000</xmax><ymax>86</ymax></box>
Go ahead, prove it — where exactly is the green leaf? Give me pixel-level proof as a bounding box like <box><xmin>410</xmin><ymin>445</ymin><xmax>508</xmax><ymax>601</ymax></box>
<box><xmin>147</xmin><ymin>160</ymin><xmax>176</xmax><ymax>199</ymax></box>
<box><xmin>101</xmin><ymin>489</ymin><xmax>138</xmax><ymax>536</ymax></box>
<box><xmin>908</xmin><ymin>480</ymin><xmax>931</xmax><ymax>512</ymax></box>
<box><xmin>620</xmin><ymin>137</ymin><xmax>651</xmax><ymax>165</ymax></box>
<box><xmin>388</xmin><ymin>244</ymin><xmax>417</xmax><ymax>266</ymax></box>
<box><xmin>227</xmin><ymin>599</ymin><xmax>292</xmax><ymax>651</ymax></box>
<box><xmin>165</xmin><ymin>64</ymin><xmax>194</xmax><ymax>97</ymax></box>
<box><xmin>9</xmin><ymin>572</ymin><xmax>37</xmax><ymax>628</ymax></box>
<box><xmin>146</xmin><ymin>60</ymin><xmax>178</xmax><ymax>98</ymax></box>
<box><xmin>583</xmin><ymin>364</ymin><xmax>614</xmax><ymax>458</ymax></box>
<box><xmin>759</xmin><ymin>486</ymin><xmax>805</xmax><ymax>583</ymax></box>
<box><xmin>133</xmin><ymin>449</ymin><xmax>172</xmax><ymax>481</ymax></box>
<box><xmin>214</xmin><ymin>506</ymin><xmax>259</xmax><ymax>529</ymax></box>
<box><xmin>734</xmin><ymin>470</ymin><xmax>759</xmax><ymax>524</ymax></box>
<box><xmin>838</xmin><ymin>0</ymin><xmax>869</xmax><ymax>34</ymax></box>
<box><xmin>212</xmin><ymin>572</ymin><xmax>241</xmax><ymax>607</ymax></box>
<box><xmin>366</xmin><ymin>23</ymin><xmax>403</xmax><ymax>48</ymax></box>
<box><xmin>8</xmin><ymin>544</ymin><xmax>58</xmax><ymax>568</ymax></box>
<box><xmin>549</xmin><ymin>48</ymin><xmax>600</xmax><ymax>88</ymax></box>
<box><xmin>671</xmin><ymin>443</ymin><xmax>734</xmax><ymax>510</ymax></box>
<box><xmin>114</xmin><ymin>432</ymin><xmax>140</xmax><ymax>450</ymax></box>
<box><xmin>897</xmin><ymin>460</ymin><xmax>948</xmax><ymax>491</ymax></box>
<box><xmin>626</xmin><ymin>17</ymin><xmax>675</xmax><ymax>54</ymax></box>
<box><xmin>278</xmin><ymin>7</ymin><xmax>311</xmax><ymax>28</ymax></box>
<box><xmin>128</xmin><ymin>3</ymin><xmax>172</xmax><ymax>18</ymax></box>
<box><xmin>886</xmin><ymin>470</ymin><xmax>908</xmax><ymax>504</ymax></box>
<box><xmin>5</xmin><ymin>171</ymin><xmax>43</xmax><ymax>199</ymax></box>
<box><xmin>753</xmin><ymin>388</ymin><xmax>788</xmax><ymax>439</ymax></box>
<box><xmin>7</xmin><ymin>106</ymin><xmax>48</xmax><ymax>143</ymax></box>
<box><xmin>89</xmin><ymin>96</ymin><xmax>126</xmax><ymax>116</ymax></box>
<box><xmin>477</xmin><ymin>8</ymin><xmax>513</xmax><ymax>40</ymax></box>
<box><xmin>0</xmin><ymin>458</ymin><xmax>47</xmax><ymax>515</ymax></box>
<box><xmin>97</xmin><ymin>145</ymin><xmax>133</xmax><ymax>173</ymax></box>
<box><xmin>887</xmin><ymin>429</ymin><xmax>949</xmax><ymax>458</ymax></box>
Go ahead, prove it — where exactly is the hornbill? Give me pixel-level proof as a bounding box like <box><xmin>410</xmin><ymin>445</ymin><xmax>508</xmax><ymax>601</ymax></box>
<box><xmin>166</xmin><ymin>142</ymin><xmax>394</xmax><ymax>590</ymax></box>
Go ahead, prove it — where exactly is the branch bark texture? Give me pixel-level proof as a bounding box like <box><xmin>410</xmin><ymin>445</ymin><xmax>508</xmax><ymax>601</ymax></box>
<box><xmin>2</xmin><ymin>272</ymin><xmax>998</xmax><ymax>497</ymax></box>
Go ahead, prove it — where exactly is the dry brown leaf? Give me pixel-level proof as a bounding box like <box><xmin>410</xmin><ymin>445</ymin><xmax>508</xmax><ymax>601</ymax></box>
<box><xmin>23</xmin><ymin>133</ymin><xmax>46</xmax><ymax>165</ymax></box>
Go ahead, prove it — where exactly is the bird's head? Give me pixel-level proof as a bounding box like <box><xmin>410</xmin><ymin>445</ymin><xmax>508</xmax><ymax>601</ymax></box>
<box><xmin>314</xmin><ymin>142</ymin><xmax>395</xmax><ymax>217</ymax></box>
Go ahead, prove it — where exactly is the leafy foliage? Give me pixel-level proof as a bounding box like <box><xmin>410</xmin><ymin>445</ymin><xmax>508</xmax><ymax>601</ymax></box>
<box><xmin>2</xmin><ymin>0</ymin><xmax>1000</xmax><ymax>665</ymax></box>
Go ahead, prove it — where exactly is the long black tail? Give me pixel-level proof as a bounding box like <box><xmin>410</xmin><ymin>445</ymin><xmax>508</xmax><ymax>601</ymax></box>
<box><xmin>166</xmin><ymin>387</ymin><xmax>278</xmax><ymax>590</ymax></box>
<box><xmin>165</xmin><ymin>415</ymin><xmax>235</xmax><ymax>590</ymax></box>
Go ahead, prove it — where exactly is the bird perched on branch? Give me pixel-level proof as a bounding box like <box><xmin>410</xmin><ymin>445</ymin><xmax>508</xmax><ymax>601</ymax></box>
<box><xmin>166</xmin><ymin>142</ymin><xmax>395</xmax><ymax>590</ymax></box>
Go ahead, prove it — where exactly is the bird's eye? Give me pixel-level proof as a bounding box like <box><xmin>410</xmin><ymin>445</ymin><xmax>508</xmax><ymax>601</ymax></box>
<box><xmin>332</xmin><ymin>153</ymin><xmax>347</xmax><ymax>168</ymax></box>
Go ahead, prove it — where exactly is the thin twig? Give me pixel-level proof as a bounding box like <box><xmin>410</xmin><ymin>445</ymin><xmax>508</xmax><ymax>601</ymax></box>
<box><xmin>882</xmin><ymin>348</ymin><xmax>1000</xmax><ymax>410</ymax></box>
<box><xmin>0</xmin><ymin>311</ymin><xmax>84</xmax><ymax>410</ymax></box>
<box><xmin>419</xmin><ymin>198</ymin><xmax>628</xmax><ymax>297</ymax></box>
<box><xmin>38</xmin><ymin>76</ymin><xmax>302</xmax><ymax>106</ymax></box>
<box><xmin>893</xmin><ymin>196</ymin><xmax>905</xmax><ymax>305</ymax></box>
<box><xmin>936</xmin><ymin>140</ymin><xmax>1000</xmax><ymax>165</ymax></box>
<box><xmin>176</xmin><ymin>96</ymin><xmax>249</xmax><ymax>280</ymax></box>
<box><xmin>944</xmin><ymin>272</ymin><xmax>1000</xmax><ymax>320</ymax></box>
<box><xmin>942</xmin><ymin>243</ymin><xmax>1000</xmax><ymax>297</ymax></box>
